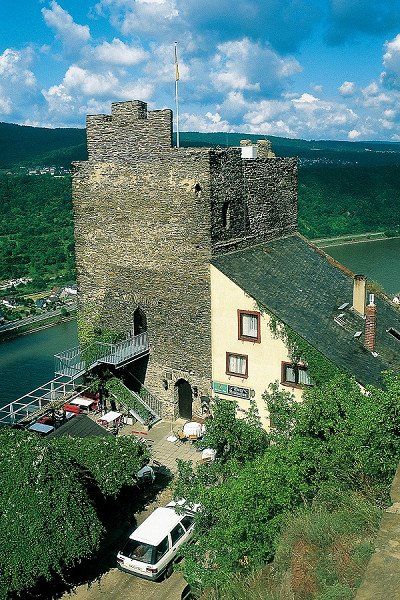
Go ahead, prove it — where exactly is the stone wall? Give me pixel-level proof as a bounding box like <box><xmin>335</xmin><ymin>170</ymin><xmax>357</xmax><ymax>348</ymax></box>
<box><xmin>244</xmin><ymin>156</ymin><xmax>298</xmax><ymax>242</ymax></box>
<box><xmin>73</xmin><ymin>149</ymin><xmax>213</xmax><ymax>417</ymax></box>
<box><xmin>355</xmin><ymin>464</ymin><xmax>400</xmax><ymax>599</ymax></box>
<box><xmin>86</xmin><ymin>100</ymin><xmax>173</xmax><ymax>161</ymax></box>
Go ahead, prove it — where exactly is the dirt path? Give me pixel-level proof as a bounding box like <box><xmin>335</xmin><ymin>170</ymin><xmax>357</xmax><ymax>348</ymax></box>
<box><xmin>63</xmin><ymin>569</ymin><xmax>186</xmax><ymax>600</ymax></box>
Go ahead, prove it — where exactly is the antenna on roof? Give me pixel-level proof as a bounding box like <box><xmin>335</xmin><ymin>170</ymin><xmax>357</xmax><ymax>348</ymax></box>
<box><xmin>174</xmin><ymin>41</ymin><xmax>180</xmax><ymax>148</ymax></box>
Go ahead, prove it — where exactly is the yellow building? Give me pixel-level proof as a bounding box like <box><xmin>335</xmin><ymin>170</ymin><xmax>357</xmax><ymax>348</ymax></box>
<box><xmin>210</xmin><ymin>234</ymin><xmax>400</xmax><ymax>429</ymax></box>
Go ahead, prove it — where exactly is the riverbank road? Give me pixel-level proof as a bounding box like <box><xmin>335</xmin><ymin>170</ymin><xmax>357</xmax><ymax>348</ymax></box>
<box><xmin>0</xmin><ymin>304</ymin><xmax>76</xmax><ymax>332</ymax></box>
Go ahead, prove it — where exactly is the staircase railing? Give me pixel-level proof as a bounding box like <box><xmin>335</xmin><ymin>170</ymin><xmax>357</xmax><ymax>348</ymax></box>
<box><xmin>0</xmin><ymin>376</ymin><xmax>77</xmax><ymax>425</ymax></box>
<box><xmin>54</xmin><ymin>332</ymin><xmax>149</xmax><ymax>378</ymax></box>
<box><xmin>136</xmin><ymin>380</ymin><xmax>163</xmax><ymax>420</ymax></box>
<box><xmin>106</xmin><ymin>377</ymin><xmax>161</xmax><ymax>426</ymax></box>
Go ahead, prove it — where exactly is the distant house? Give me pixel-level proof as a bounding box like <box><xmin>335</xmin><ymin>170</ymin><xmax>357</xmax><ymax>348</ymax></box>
<box><xmin>1</xmin><ymin>298</ymin><xmax>17</xmax><ymax>309</ymax></box>
<box><xmin>35</xmin><ymin>298</ymin><xmax>47</xmax><ymax>309</ymax></box>
<box><xmin>60</xmin><ymin>284</ymin><xmax>77</xmax><ymax>299</ymax></box>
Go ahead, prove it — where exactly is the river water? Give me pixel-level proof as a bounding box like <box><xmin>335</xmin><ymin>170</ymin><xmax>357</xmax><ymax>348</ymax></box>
<box><xmin>0</xmin><ymin>237</ymin><xmax>399</xmax><ymax>407</ymax></box>
<box><xmin>325</xmin><ymin>237</ymin><xmax>400</xmax><ymax>295</ymax></box>
<box><xmin>0</xmin><ymin>320</ymin><xmax>78</xmax><ymax>407</ymax></box>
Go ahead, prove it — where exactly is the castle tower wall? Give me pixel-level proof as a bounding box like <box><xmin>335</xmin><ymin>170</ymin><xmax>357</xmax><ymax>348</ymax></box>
<box><xmin>243</xmin><ymin>157</ymin><xmax>298</xmax><ymax>243</ymax></box>
<box><xmin>73</xmin><ymin>148</ymin><xmax>213</xmax><ymax>416</ymax></box>
<box><xmin>73</xmin><ymin>100</ymin><xmax>298</xmax><ymax>419</ymax></box>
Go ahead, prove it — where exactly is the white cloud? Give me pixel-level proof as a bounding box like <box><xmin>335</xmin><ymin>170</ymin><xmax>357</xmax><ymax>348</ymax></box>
<box><xmin>243</xmin><ymin>99</ymin><xmax>291</xmax><ymax>125</ymax></box>
<box><xmin>42</xmin><ymin>1</ymin><xmax>91</xmax><ymax>51</ymax></box>
<box><xmin>383</xmin><ymin>34</ymin><xmax>400</xmax><ymax>75</ymax></box>
<box><xmin>100</xmin><ymin>0</ymin><xmax>180</xmax><ymax>36</ymax></box>
<box><xmin>144</xmin><ymin>42</ymin><xmax>191</xmax><ymax>83</ymax></box>
<box><xmin>42</xmin><ymin>64</ymin><xmax>154</xmax><ymax>121</ymax></box>
<box><xmin>0</xmin><ymin>48</ymin><xmax>36</xmax><ymax>87</ymax></box>
<box><xmin>180</xmin><ymin>111</ymin><xmax>232</xmax><ymax>132</ymax></box>
<box><xmin>348</xmin><ymin>129</ymin><xmax>361</xmax><ymax>139</ymax></box>
<box><xmin>118</xmin><ymin>81</ymin><xmax>154</xmax><ymax>100</ymax></box>
<box><xmin>92</xmin><ymin>38</ymin><xmax>148</xmax><ymax>65</ymax></box>
<box><xmin>63</xmin><ymin>65</ymin><xmax>117</xmax><ymax>95</ymax></box>
<box><xmin>292</xmin><ymin>93</ymin><xmax>331</xmax><ymax>112</ymax></box>
<box><xmin>339</xmin><ymin>81</ymin><xmax>355</xmax><ymax>96</ymax></box>
<box><xmin>361</xmin><ymin>81</ymin><xmax>392</xmax><ymax>106</ymax></box>
<box><xmin>210</xmin><ymin>38</ymin><xmax>301</xmax><ymax>94</ymax></box>
<box><xmin>0</xmin><ymin>94</ymin><xmax>12</xmax><ymax>115</ymax></box>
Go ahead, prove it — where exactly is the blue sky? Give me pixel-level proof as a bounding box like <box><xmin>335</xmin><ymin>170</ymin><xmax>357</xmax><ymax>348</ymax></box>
<box><xmin>1</xmin><ymin>0</ymin><xmax>400</xmax><ymax>140</ymax></box>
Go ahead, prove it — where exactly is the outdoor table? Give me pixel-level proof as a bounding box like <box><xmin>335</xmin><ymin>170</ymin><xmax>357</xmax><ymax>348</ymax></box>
<box><xmin>28</xmin><ymin>423</ymin><xmax>54</xmax><ymax>435</ymax></box>
<box><xmin>71</xmin><ymin>397</ymin><xmax>95</xmax><ymax>412</ymax></box>
<box><xmin>201</xmin><ymin>448</ymin><xmax>216</xmax><ymax>463</ymax></box>
<box><xmin>183</xmin><ymin>421</ymin><xmax>205</xmax><ymax>439</ymax></box>
<box><xmin>99</xmin><ymin>411</ymin><xmax>122</xmax><ymax>428</ymax></box>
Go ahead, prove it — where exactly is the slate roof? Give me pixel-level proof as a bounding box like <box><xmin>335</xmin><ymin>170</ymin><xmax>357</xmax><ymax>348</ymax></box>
<box><xmin>211</xmin><ymin>234</ymin><xmax>400</xmax><ymax>387</ymax></box>
<box><xmin>47</xmin><ymin>414</ymin><xmax>112</xmax><ymax>439</ymax></box>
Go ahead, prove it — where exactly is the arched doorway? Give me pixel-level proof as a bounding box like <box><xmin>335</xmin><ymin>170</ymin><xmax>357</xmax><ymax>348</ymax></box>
<box><xmin>133</xmin><ymin>307</ymin><xmax>147</xmax><ymax>335</ymax></box>
<box><xmin>175</xmin><ymin>379</ymin><xmax>193</xmax><ymax>420</ymax></box>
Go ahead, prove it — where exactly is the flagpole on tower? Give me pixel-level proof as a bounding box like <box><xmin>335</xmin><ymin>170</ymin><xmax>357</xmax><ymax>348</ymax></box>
<box><xmin>174</xmin><ymin>41</ymin><xmax>180</xmax><ymax>148</ymax></box>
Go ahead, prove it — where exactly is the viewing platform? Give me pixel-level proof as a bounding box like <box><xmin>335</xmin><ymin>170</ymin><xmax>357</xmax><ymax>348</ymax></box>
<box><xmin>54</xmin><ymin>332</ymin><xmax>150</xmax><ymax>378</ymax></box>
<box><xmin>0</xmin><ymin>332</ymin><xmax>150</xmax><ymax>426</ymax></box>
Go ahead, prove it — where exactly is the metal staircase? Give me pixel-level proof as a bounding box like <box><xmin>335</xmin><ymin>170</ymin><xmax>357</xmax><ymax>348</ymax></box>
<box><xmin>106</xmin><ymin>378</ymin><xmax>161</xmax><ymax>426</ymax></box>
<box><xmin>54</xmin><ymin>332</ymin><xmax>149</xmax><ymax>378</ymax></box>
<box><xmin>0</xmin><ymin>332</ymin><xmax>151</xmax><ymax>426</ymax></box>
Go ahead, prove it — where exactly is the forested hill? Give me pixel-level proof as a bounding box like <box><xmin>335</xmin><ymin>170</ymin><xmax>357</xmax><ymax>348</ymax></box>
<box><xmin>0</xmin><ymin>121</ymin><xmax>399</xmax><ymax>284</ymax></box>
<box><xmin>180</xmin><ymin>132</ymin><xmax>400</xmax><ymax>167</ymax></box>
<box><xmin>1</xmin><ymin>120</ymin><xmax>400</xmax><ymax>168</ymax></box>
<box><xmin>0</xmin><ymin>122</ymin><xmax>86</xmax><ymax>169</ymax></box>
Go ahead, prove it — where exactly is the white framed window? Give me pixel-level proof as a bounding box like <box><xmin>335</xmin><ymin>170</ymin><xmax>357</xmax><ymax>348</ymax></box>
<box><xmin>238</xmin><ymin>310</ymin><xmax>261</xmax><ymax>343</ymax></box>
<box><xmin>281</xmin><ymin>362</ymin><xmax>313</xmax><ymax>387</ymax></box>
<box><xmin>226</xmin><ymin>352</ymin><xmax>248</xmax><ymax>378</ymax></box>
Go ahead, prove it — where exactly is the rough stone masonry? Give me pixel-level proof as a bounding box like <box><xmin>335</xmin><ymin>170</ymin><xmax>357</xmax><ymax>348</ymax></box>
<box><xmin>72</xmin><ymin>100</ymin><xmax>298</xmax><ymax>419</ymax></box>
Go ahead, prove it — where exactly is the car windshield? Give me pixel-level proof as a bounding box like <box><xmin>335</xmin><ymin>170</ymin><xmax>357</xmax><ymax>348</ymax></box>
<box><xmin>121</xmin><ymin>538</ymin><xmax>154</xmax><ymax>563</ymax></box>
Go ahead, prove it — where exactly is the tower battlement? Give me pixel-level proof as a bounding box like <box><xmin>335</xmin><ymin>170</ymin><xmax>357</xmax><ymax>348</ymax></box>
<box><xmin>86</xmin><ymin>100</ymin><xmax>173</xmax><ymax>161</ymax></box>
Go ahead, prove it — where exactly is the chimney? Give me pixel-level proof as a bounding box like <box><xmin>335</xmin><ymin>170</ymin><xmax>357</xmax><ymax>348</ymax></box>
<box><xmin>352</xmin><ymin>274</ymin><xmax>366</xmax><ymax>317</ymax></box>
<box><xmin>364</xmin><ymin>294</ymin><xmax>377</xmax><ymax>352</ymax></box>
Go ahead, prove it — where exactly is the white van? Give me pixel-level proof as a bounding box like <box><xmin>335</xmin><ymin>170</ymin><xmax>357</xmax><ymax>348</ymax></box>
<box><xmin>117</xmin><ymin>503</ymin><xmax>197</xmax><ymax>580</ymax></box>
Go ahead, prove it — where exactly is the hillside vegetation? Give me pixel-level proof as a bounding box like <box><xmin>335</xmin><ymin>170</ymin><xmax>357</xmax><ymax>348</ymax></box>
<box><xmin>0</xmin><ymin>121</ymin><xmax>86</xmax><ymax>169</ymax></box>
<box><xmin>0</xmin><ymin>122</ymin><xmax>399</xmax><ymax>285</ymax></box>
<box><xmin>0</xmin><ymin>175</ymin><xmax>75</xmax><ymax>283</ymax></box>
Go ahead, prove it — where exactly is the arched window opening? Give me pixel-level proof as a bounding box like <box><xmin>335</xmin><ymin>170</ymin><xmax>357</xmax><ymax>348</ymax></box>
<box><xmin>133</xmin><ymin>307</ymin><xmax>147</xmax><ymax>335</ymax></box>
<box><xmin>194</xmin><ymin>183</ymin><xmax>202</xmax><ymax>196</ymax></box>
<box><xmin>222</xmin><ymin>201</ymin><xmax>231</xmax><ymax>230</ymax></box>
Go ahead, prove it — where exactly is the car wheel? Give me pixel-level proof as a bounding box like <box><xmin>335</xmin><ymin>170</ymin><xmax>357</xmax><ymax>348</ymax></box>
<box><xmin>164</xmin><ymin>563</ymin><xmax>173</xmax><ymax>579</ymax></box>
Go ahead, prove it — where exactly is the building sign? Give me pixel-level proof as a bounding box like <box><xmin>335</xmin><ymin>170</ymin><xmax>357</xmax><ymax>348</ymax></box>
<box><xmin>212</xmin><ymin>381</ymin><xmax>251</xmax><ymax>400</ymax></box>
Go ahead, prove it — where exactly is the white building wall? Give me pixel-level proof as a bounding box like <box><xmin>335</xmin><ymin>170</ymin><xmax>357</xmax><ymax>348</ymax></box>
<box><xmin>210</xmin><ymin>265</ymin><xmax>303</xmax><ymax>428</ymax></box>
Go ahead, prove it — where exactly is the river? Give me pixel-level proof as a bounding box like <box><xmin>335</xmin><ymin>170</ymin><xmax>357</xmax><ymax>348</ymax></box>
<box><xmin>0</xmin><ymin>320</ymin><xmax>78</xmax><ymax>407</ymax></box>
<box><xmin>0</xmin><ymin>237</ymin><xmax>399</xmax><ymax>407</ymax></box>
<box><xmin>325</xmin><ymin>237</ymin><xmax>400</xmax><ymax>295</ymax></box>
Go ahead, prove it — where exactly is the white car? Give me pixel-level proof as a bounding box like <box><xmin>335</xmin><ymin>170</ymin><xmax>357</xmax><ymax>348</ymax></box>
<box><xmin>117</xmin><ymin>502</ymin><xmax>198</xmax><ymax>580</ymax></box>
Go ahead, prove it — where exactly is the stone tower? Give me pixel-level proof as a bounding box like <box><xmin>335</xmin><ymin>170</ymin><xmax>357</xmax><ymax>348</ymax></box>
<box><xmin>72</xmin><ymin>100</ymin><xmax>297</xmax><ymax>418</ymax></box>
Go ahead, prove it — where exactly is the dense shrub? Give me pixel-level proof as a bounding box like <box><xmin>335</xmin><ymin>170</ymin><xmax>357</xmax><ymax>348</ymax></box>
<box><xmin>0</xmin><ymin>429</ymin><xmax>148</xmax><ymax>599</ymax></box>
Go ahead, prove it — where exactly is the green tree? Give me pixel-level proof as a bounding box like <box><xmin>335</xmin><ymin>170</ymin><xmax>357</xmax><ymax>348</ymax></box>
<box><xmin>0</xmin><ymin>430</ymin><xmax>149</xmax><ymax>598</ymax></box>
<box><xmin>0</xmin><ymin>431</ymin><xmax>102</xmax><ymax>599</ymax></box>
<box><xmin>177</xmin><ymin>374</ymin><xmax>400</xmax><ymax>592</ymax></box>
<box><xmin>201</xmin><ymin>398</ymin><xmax>268</xmax><ymax>464</ymax></box>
